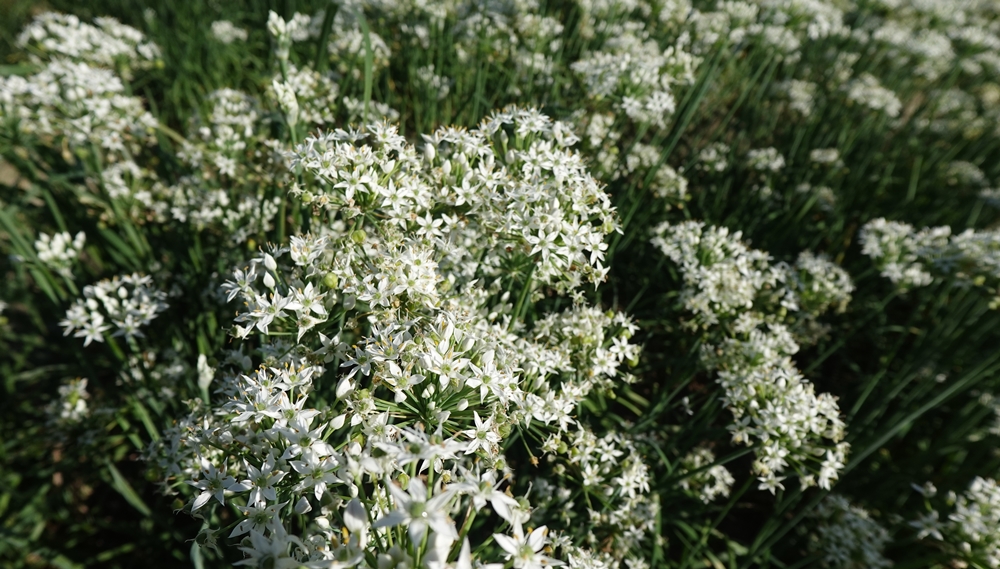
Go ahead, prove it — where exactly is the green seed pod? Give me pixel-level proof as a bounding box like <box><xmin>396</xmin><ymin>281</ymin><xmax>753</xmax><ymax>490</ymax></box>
<box><xmin>497</xmin><ymin>421</ymin><xmax>512</xmax><ymax>439</ymax></box>
<box><xmin>350</xmin><ymin>229</ymin><xmax>366</xmax><ymax>244</ymax></box>
<box><xmin>323</xmin><ymin>272</ymin><xmax>339</xmax><ymax>289</ymax></box>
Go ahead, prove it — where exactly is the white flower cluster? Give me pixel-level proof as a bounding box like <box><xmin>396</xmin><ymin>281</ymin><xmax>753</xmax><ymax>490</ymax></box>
<box><xmin>914</xmin><ymin>477</ymin><xmax>1000</xmax><ymax>568</ymax></box>
<box><xmin>570</xmin><ymin>34</ymin><xmax>697</xmax><ymax>128</ymax></box>
<box><xmin>810</xmin><ymin>148</ymin><xmax>841</xmax><ymax>165</ymax></box>
<box><xmin>845</xmin><ymin>74</ymin><xmax>902</xmax><ymax>118</ymax></box>
<box><xmin>289</xmin><ymin>107</ymin><xmax>617</xmax><ymax>292</ymax></box>
<box><xmin>414</xmin><ymin>65</ymin><xmax>452</xmax><ymax>101</ymax></box>
<box><xmin>16</xmin><ymin>12</ymin><xmax>160</xmax><ymax>75</ymax></box>
<box><xmin>151</xmin><ymin>108</ymin><xmax>651</xmax><ymax>567</ymax></box>
<box><xmin>789</xmin><ymin>251</ymin><xmax>855</xmax><ymax>316</ymax></box>
<box><xmin>678</xmin><ymin>446</ymin><xmax>736</xmax><ymax>504</ymax></box>
<box><xmin>746</xmin><ymin>147</ymin><xmax>786</xmax><ymax>173</ymax></box>
<box><xmin>860</xmin><ymin>218</ymin><xmax>1000</xmax><ymax>304</ymax></box>
<box><xmin>686</xmin><ymin>0</ymin><xmax>846</xmax><ymax>59</ymax></box>
<box><xmin>60</xmin><ymin>273</ymin><xmax>168</xmax><ymax>347</ymax></box>
<box><xmin>532</xmin><ymin>429</ymin><xmax>657</xmax><ymax>561</ymax></box>
<box><xmin>870</xmin><ymin>17</ymin><xmax>956</xmax><ymax>81</ymax></box>
<box><xmin>777</xmin><ymin>79</ymin><xmax>818</xmax><ymax>117</ymax></box>
<box><xmin>698</xmin><ymin>142</ymin><xmax>730</xmax><ymax>173</ymax></box>
<box><xmin>571</xmin><ymin>30</ymin><xmax>699</xmax><ymax>129</ymax></box>
<box><xmin>61</xmin><ymin>84</ymin><xmax>283</xmax><ymax>240</ymax></box>
<box><xmin>0</xmin><ymin>59</ymin><xmax>158</xmax><ymax>160</ymax></box>
<box><xmin>210</xmin><ymin>20</ymin><xmax>249</xmax><ymax>44</ymax></box>
<box><xmin>34</xmin><ymin>231</ymin><xmax>85</xmax><ymax>279</ymax></box>
<box><xmin>950</xmin><ymin>477</ymin><xmax>1000</xmax><ymax>561</ymax></box>
<box><xmin>268</xmin><ymin>65</ymin><xmax>340</xmax><ymax>127</ymax></box>
<box><xmin>808</xmin><ymin>495</ymin><xmax>893</xmax><ymax>569</ymax></box>
<box><xmin>266</xmin><ymin>11</ymin><xmax>312</xmax><ymax>63</ymax></box>
<box><xmin>46</xmin><ymin>377</ymin><xmax>90</xmax><ymax>426</ymax></box>
<box><xmin>946</xmin><ymin>160</ymin><xmax>987</xmax><ymax>187</ymax></box>
<box><xmin>859</xmin><ymin>219</ymin><xmax>938</xmax><ymax>289</ymax></box>
<box><xmin>652</xmin><ymin>221</ymin><xmax>852</xmax><ymax>492</ymax></box>
<box><xmin>651</xmin><ymin>222</ymin><xmax>785</xmax><ymax>327</ymax></box>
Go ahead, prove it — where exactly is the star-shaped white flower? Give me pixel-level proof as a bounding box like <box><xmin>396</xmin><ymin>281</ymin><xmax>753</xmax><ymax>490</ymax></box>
<box><xmin>493</xmin><ymin>525</ymin><xmax>563</xmax><ymax>569</ymax></box>
<box><xmin>374</xmin><ymin>477</ymin><xmax>458</xmax><ymax>546</ymax></box>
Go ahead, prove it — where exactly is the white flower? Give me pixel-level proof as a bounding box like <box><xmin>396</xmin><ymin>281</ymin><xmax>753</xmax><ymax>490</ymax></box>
<box><xmin>461</xmin><ymin>412</ymin><xmax>501</xmax><ymax>456</ymax></box>
<box><xmin>188</xmin><ymin>462</ymin><xmax>236</xmax><ymax>511</ymax></box>
<box><xmin>374</xmin><ymin>477</ymin><xmax>458</xmax><ymax>546</ymax></box>
<box><xmin>455</xmin><ymin>469</ymin><xmax>519</xmax><ymax>522</ymax></box>
<box><xmin>211</xmin><ymin>20</ymin><xmax>248</xmax><ymax>44</ymax></box>
<box><xmin>493</xmin><ymin>525</ymin><xmax>563</xmax><ymax>569</ymax></box>
<box><xmin>230</xmin><ymin>456</ymin><xmax>288</xmax><ymax>506</ymax></box>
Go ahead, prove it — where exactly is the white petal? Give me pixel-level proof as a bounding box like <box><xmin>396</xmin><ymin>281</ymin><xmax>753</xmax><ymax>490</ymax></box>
<box><xmin>493</xmin><ymin>533</ymin><xmax>519</xmax><ymax>556</ymax></box>
<box><xmin>527</xmin><ymin>526</ymin><xmax>547</xmax><ymax>553</ymax></box>
<box><xmin>344</xmin><ymin>498</ymin><xmax>367</xmax><ymax>533</ymax></box>
<box><xmin>192</xmin><ymin>491</ymin><xmax>212</xmax><ymax>511</ymax></box>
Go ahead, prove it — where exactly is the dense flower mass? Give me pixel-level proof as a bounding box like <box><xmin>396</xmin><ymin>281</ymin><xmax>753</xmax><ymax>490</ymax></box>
<box><xmin>16</xmin><ymin>12</ymin><xmax>160</xmax><ymax>73</ymax></box>
<box><xmin>0</xmin><ymin>58</ymin><xmax>157</xmax><ymax>158</ymax></box>
<box><xmin>6</xmin><ymin>1</ymin><xmax>1000</xmax><ymax>568</ymax></box>
<box><xmin>909</xmin><ymin>476</ymin><xmax>1000</xmax><ymax>569</ymax></box>
<box><xmin>145</xmin><ymin>103</ymin><xmax>651</xmax><ymax>567</ymax></box>
<box><xmin>861</xmin><ymin>218</ymin><xmax>1000</xmax><ymax>304</ymax></box>
<box><xmin>34</xmin><ymin>231</ymin><xmax>85</xmax><ymax>279</ymax></box>
<box><xmin>652</xmin><ymin>221</ymin><xmax>852</xmax><ymax>492</ymax></box>
<box><xmin>807</xmin><ymin>495</ymin><xmax>892</xmax><ymax>569</ymax></box>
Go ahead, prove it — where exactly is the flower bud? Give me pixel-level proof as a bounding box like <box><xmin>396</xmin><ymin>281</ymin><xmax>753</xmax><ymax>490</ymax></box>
<box><xmin>294</xmin><ymin>496</ymin><xmax>312</xmax><ymax>514</ymax></box>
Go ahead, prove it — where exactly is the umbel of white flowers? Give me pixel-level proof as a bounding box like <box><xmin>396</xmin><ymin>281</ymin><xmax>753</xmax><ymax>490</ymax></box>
<box><xmin>653</xmin><ymin>221</ymin><xmax>853</xmax><ymax>493</ymax></box>
<box><xmin>149</xmin><ymin>107</ymin><xmax>653</xmax><ymax>569</ymax></box>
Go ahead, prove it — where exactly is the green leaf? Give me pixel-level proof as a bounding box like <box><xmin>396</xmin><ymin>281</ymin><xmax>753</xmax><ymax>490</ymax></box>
<box><xmin>105</xmin><ymin>461</ymin><xmax>152</xmax><ymax>517</ymax></box>
<box><xmin>356</xmin><ymin>9</ymin><xmax>374</xmax><ymax>124</ymax></box>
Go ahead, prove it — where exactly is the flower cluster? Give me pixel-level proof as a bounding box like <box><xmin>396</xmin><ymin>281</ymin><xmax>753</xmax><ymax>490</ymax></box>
<box><xmin>60</xmin><ymin>273</ymin><xmax>168</xmax><ymax>347</ymax></box>
<box><xmin>911</xmin><ymin>476</ymin><xmax>1000</xmax><ymax>569</ymax></box>
<box><xmin>34</xmin><ymin>231</ymin><xmax>85</xmax><ymax>279</ymax></box>
<box><xmin>844</xmin><ymin>74</ymin><xmax>903</xmax><ymax>118</ymax></box>
<box><xmin>678</xmin><ymin>446</ymin><xmax>736</xmax><ymax>504</ymax></box>
<box><xmin>746</xmin><ymin>147</ymin><xmax>786</xmax><ymax>173</ymax></box>
<box><xmin>571</xmin><ymin>33</ymin><xmax>697</xmax><ymax>129</ymax></box>
<box><xmin>0</xmin><ymin>59</ymin><xmax>158</xmax><ymax>161</ymax></box>
<box><xmin>289</xmin><ymin>107</ymin><xmax>618</xmax><ymax>292</ymax></box>
<box><xmin>946</xmin><ymin>477</ymin><xmax>1000</xmax><ymax>567</ymax></box>
<box><xmin>16</xmin><ymin>12</ymin><xmax>160</xmax><ymax>76</ymax></box>
<box><xmin>861</xmin><ymin>218</ymin><xmax>1000</xmax><ymax>305</ymax></box>
<box><xmin>149</xmin><ymin>107</ymin><xmax>649</xmax><ymax>567</ymax></box>
<box><xmin>652</xmin><ymin>221</ymin><xmax>852</xmax><ymax>491</ymax></box>
<box><xmin>269</xmin><ymin>65</ymin><xmax>340</xmax><ymax>128</ymax></box>
<box><xmin>210</xmin><ymin>20</ymin><xmax>248</xmax><ymax>44</ymax></box>
<box><xmin>46</xmin><ymin>377</ymin><xmax>90</xmax><ymax>426</ymax></box>
<box><xmin>807</xmin><ymin>495</ymin><xmax>893</xmax><ymax>569</ymax></box>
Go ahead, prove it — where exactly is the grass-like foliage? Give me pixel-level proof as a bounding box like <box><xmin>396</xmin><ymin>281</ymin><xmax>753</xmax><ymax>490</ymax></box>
<box><xmin>3</xmin><ymin>1</ymin><xmax>1000</xmax><ymax>568</ymax></box>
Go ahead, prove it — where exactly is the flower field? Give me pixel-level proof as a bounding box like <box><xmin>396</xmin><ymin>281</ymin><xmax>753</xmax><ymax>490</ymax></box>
<box><xmin>2</xmin><ymin>1</ymin><xmax>1000</xmax><ymax>568</ymax></box>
